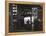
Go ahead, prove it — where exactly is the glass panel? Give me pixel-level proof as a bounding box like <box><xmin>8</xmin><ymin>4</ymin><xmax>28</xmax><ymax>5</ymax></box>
<box><xmin>9</xmin><ymin>3</ymin><xmax>43</xmax><ymax>32</ymax></box>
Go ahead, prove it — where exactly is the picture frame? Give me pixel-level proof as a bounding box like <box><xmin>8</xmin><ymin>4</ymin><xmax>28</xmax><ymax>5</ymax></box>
<box><xmin>5</xmin><ymin>1</ymin><xmax>45</xmax><ymax>36</ymax></box>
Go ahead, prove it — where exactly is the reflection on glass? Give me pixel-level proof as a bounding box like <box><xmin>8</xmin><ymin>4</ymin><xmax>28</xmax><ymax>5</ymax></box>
<box><xmin>24</xmin><ymin>17</ymin><xmax>31</xmax><ymax>24</ymax></box>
